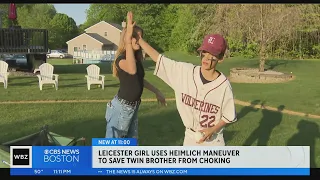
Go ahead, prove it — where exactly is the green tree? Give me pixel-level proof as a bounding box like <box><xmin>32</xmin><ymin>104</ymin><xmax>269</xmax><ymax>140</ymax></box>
<box><xmin>126</xmin><ymin>4</ymin><xmax>168</xmax><ymax>51</ymax></box>
<box><xmin>0</xmin><ymin>4</ymin><xmax>10</xmax><ymax>28</ymax></box>
<box><xmin>77</xmin><ymin>23</ymin><xmax>89</xmax><ymax>34</ymax></box>
<box><xmin>155</xmin><ymin>4</ymin><xmax>180</xmax><ymax>51</ymax></box>
<box><xmin>169</xmin><ymin>5</ymin><xmax>198</xmax><ymax>53</ymax></box>
<box><xmin>17</xmin><ymin>4</ymin><xmax>56</xmax><ymax>29</ymax></box>
<box><xmin>49</xmin><ymin>13</ymin><xmax>78</xmax><ymax>49</ymax></box>
<box><xmin>85</xmin><ymin>4</ymin><xmax>128</xmax><ymax>27</ymax></box>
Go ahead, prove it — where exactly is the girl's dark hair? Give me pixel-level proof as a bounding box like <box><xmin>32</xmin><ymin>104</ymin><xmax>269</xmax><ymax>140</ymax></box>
<box><xmin>133</xmin><ymin>25</ymin><xmax>144</xmax><ymax>62</ymax></box>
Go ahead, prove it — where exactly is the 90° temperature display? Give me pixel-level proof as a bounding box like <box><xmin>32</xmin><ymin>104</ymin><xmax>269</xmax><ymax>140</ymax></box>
<box><xmin>33</xmin><ymin>169</ymin><xmax>72</xmax><ymax>175</ymax></box>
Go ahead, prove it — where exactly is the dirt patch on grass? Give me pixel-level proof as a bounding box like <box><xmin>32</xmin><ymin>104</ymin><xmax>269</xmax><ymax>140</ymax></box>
<box><xmin>229</xmin><ymin>68</ymin><xmax>295</xmax><ymax>83</ymax></box>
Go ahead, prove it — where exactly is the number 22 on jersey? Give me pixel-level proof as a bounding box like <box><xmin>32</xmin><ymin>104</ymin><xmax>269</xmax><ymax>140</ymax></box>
<box><xmin>200</xmin><ymin>114</ymin><xmax>216</xmax><ymax>128</ymax></box>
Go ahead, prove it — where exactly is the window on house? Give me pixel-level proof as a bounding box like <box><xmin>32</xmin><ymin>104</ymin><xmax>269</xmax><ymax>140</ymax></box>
<box><xmin>83</xmin><ymin>45</ymin><xmax>87</xmax><ymax>50</ymax></box>
<box><xmin>104</xmin><ymin>32</ymin><xmax>107</xmax><ymax>36</ymax></box>
<box><xmin>74</xmin><ymin>47</ymin><xmax>78</xmax><ymax>51</ymax></box>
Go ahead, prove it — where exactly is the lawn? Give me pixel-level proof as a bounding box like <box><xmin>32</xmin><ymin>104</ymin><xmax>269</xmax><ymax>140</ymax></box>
<box><xmin>2</xmin><ymin>53</ymin><xmax>319</xmax><ymax>115</ymax></box>
<box><xmin>0</xmin><ymin>53</ymin><xmax>320</xmax><ymax>167</ymax></box>
<box><xmin>1</xmin><ymin>102</ymin><xmax>319</xmax><ymax>167</ymax></box>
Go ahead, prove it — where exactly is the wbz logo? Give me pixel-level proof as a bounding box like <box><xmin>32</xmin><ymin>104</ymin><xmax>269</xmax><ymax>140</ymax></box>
<box><xmin>10</xmin><ymin>146</ymin><xmax>32</xmax><ymax>168</ymax></box>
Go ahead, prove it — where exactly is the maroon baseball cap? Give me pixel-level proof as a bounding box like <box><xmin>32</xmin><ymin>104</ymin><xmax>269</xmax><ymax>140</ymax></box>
<box><xmin>197</xmin><ymin>34</ymin><xmax>227</xmax><ymax>57</ymax></box>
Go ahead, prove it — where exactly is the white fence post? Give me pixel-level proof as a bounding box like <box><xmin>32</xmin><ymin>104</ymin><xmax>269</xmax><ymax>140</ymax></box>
<box><xmin>73</xmin><ymin>50</ymin><xmax>116</xmax><ymax>64</ymax></box>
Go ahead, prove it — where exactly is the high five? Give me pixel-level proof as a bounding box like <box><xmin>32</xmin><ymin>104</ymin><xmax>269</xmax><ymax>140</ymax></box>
<box><xmin>105</xmin><ymin>12</ymin><xmax>166</xmax><ymax>141</ymax></box>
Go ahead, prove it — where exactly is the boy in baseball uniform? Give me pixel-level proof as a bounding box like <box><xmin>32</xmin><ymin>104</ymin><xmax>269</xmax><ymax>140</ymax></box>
<box><xmin>138</xmin><ymin>31</ymin><xmax>237</xmax><ymax>146</ymax></box>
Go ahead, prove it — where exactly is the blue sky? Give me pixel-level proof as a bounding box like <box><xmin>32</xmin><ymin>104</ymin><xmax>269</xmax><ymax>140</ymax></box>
<box><xmin>53</xmin><ymin>4</ymin><xmax>90</xmax><ymax>25</ymax></box>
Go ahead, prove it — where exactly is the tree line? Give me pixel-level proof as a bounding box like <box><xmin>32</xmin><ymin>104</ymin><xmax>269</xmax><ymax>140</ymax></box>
<box><xmin>82</xmin><ymin>4</ymin><xmax>320</xmax><ymax>71</ymax></box>
<box><xmin>1</xmin><ymin>4</ymin><xmax>319</xmax><ymax>70</ymax></box>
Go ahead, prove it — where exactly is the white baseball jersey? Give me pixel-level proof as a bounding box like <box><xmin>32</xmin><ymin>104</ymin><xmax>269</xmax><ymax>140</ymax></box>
<box><xmin>154</xmin><ymin>54</ymin><xmax>237</xmax><ymax>145</ymax></box>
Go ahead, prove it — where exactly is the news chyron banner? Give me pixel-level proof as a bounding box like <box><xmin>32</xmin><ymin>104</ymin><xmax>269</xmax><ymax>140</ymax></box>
<box><xmin>10</xmin><ymin>138</ymin><xmax>310</xmax><ymax>176</ymax></box>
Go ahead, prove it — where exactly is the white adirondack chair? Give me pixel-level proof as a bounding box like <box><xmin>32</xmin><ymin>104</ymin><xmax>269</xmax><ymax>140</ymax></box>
<box><xmin>0</xmin><ymin>61</ymin><xmax>9</xmax><ymax>89</ymax></box>
<box><xmin>85</xmin><ymin>64</ymin><xmax>105</xmax><ymax>90</ymax></box>
<box><xmin>36</xmin><ymin>63</ymin><xmax>59</xmax><ymax>90</ymax></box>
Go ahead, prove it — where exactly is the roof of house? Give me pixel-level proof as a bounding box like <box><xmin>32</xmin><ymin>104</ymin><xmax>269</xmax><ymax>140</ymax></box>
<box><xmin>66</xmin><ymin>21</ymin><xmax>123</xmax><ymax>45</ymax></box>
<box><xmin>84</xmin><ymin>21</ymin><xmax>123</xmax><ymax>32</ymax></box>
<box><xmin>66</xmin><ymin>33</ymin><xmax>101</xmax><ymax>45</ymax></box>
<box><xmin>86</xmin><ymin>33</ymin><xmax>113</xmax><ymax>45</ymax></box>
<box><xmin>108</xmin><ymin>22</ymin><xmax>123</xmax><ymax>30</ymax></box>
<box><xmin>66</xmin><ymin>32</ymin><xmax>116</xmax><ymax>45</ymax></box>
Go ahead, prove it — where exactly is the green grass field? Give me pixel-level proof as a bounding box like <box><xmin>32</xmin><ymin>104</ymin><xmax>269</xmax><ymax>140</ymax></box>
<box><xmin>0</xmin><ymin>53</ymin><xmax>319</xmax><ymax>167</ymax></box>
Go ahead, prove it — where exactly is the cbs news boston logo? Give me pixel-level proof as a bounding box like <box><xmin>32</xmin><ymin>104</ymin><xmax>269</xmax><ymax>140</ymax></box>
<box><xmin>10</xmin><ymin>146</ymin><xmax>32</xmax><ymax>168</ymax></box>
